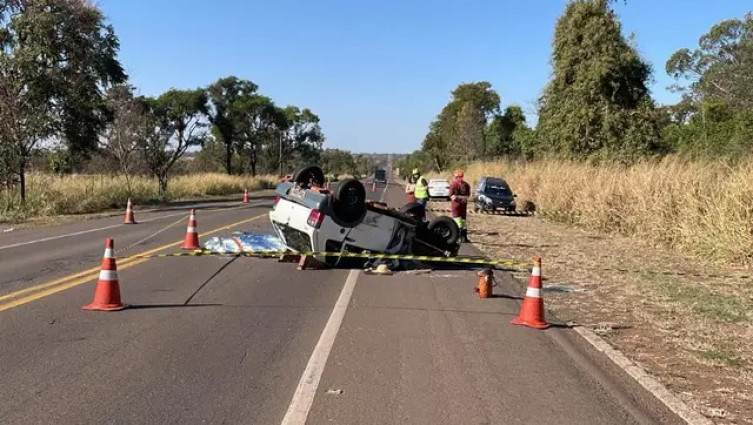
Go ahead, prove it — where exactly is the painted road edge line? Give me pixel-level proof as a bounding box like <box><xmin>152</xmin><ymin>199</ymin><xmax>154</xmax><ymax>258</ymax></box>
<box><xmin>281</xmin><ymin>269</ymin><xmax>359</xmax><ymax>425</ymax></box>
<box><xmin>573</xmin><ymin>326</ymin><xmax>713</xmax><ymax>425</ymax></box>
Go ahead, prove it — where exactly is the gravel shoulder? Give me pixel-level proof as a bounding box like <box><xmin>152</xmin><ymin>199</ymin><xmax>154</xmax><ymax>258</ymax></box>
<box><xmin>445</xmin><ymin>204</ymin><xmax>753</xmax><ymax>425</ymax></box>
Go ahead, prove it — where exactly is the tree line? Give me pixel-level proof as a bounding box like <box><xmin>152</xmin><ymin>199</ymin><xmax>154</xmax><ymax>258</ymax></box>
<box><xmin>0</xmin><ymin>0</ymin><xmax>376</xmax><ymax>203</ymax></box>
<box><xmin>399</xmin><ymin>0</ymin><xmax>753</xmax><ymax>175</ymax></box>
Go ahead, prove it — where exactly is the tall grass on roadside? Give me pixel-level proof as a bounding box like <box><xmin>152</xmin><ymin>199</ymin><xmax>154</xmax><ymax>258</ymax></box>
<box><xmin>433</xmin><ymin>157</ymin><xmax>753</xmax><ymax>264</ymax></box>
<box><xmin>0</xmin><ymin>173</ymin><xmax>278</xmax><ymax>222</ymax></box>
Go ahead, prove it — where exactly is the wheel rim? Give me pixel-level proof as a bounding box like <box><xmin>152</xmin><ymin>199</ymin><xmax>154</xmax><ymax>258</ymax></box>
<box><xmin>343</xmin><ymin>187</ymin><xmax>361</xmax><ymax>207</ymax></box>
<box><xmin>433</xmin><ymin>223</ymin><xmax>452</xmax><ymax>239</ymax></box>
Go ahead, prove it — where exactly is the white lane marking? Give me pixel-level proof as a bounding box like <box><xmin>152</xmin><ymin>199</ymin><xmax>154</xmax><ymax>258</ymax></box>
<box><xmin>281</xmin><ymin>270</ymin><xmax>360</xmax><ymax>425</ymax></box>
<box><xmin>379</xmin><ymin>182</ymin><xmax>388</xmax><ymax>203</ymax></box>
<box><xmin>0</xmin><ymin>201</ymin><xmax>265</xmax><ymax>251</ymax></box>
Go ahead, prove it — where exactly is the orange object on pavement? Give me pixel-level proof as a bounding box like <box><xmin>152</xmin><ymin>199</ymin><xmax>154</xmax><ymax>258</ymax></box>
<box><xmin>476</xmin><ymin>269</ymin><xmax>493</xmax><ymax>298</ymax></box>
<box><xmin>511</xmin><ymin>255</ymin><xmax>550</xmax><ymax>329</ymax></box>
<box><xmin>242</xmin><ymin>188</ymin><xmax>249</xmax><ymax>203</ymax></box>
<box><xmin>181</xmin><ymin>209</ymin><xmax>201</xmax><ymax>250</ymax></box>
<box><xmin>83</xmin><ymin>238</ymin><xmax>125</xmax><ymax>311</ymax></box>
<box><xmin>372</xmin><ymin>182</ymin><xmax>377</xmax><ymax>192</ymax></box>
<box><xmin>124</xmin><ymin>198</ymin><xmax>136</xmax><ymax>224</ymax></box>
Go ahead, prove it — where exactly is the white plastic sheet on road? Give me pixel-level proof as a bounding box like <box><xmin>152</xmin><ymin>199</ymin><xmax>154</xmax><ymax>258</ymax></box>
<box><xmin>203</xmin><ymin>233</ymin><xmax>287</xmax><ymax>254</ymax></box>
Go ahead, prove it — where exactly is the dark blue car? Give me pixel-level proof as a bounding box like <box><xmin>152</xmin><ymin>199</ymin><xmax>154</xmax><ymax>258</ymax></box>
<box><xmin>473</xmin><ymin>176</ymin><xmax>517</xmax><ymax>212</ymax></box>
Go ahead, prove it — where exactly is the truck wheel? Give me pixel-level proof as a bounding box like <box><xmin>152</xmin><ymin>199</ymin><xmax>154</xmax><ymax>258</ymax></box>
<box><xmin>293</xmin><ymin>165</ymin><xmax>325</xmax><ymax>187</ymax></box>
<box><xmin>428</xmin><ymin>216</ymin><xmax>459</xmax><ymax>246</ymax></box>
<box><xmin>332</xmin><ymin>178</ymin><xmax>367</xmax><ymax>226</ymax></box>
<box><xmin>400</xmin><ymin>202</ymin><xmax>425</xmax><ymax>222</ymax></box>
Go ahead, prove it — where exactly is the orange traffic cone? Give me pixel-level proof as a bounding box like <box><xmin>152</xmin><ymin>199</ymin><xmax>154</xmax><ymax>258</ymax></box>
<box><xmin>181</xmin><ymin>209</ymin><xmax>200</xmax><ymax>250</ymax></box>
<box><xmin>124</xmin><ymin>198</ymin><xmax>136</xmax><ymax>224</ymax></box>
<box><xmin>83</xmin><ymin>238</ymin><xmax>125</xmax><ymax>311</ymax></box>
<box><xmin>242</xmin><ymin>188</ymin><xmax>249</xmax><ymax>203</ymax></box>
<box><xmin>371</xmin><ymin>182</ymin><xmax>377</xmax><ymax>192</ymax></box>
<box><xmin>511</xmin><ymin>255</ymin><xmax>550</xmax><ymax>329</ymax></box>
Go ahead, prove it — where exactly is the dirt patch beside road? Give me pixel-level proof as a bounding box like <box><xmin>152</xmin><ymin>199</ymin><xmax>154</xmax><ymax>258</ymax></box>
<box><xmin>464</xmin><ymin>209</ymin><xmax>753</xmax><ymax>425</ymax></box>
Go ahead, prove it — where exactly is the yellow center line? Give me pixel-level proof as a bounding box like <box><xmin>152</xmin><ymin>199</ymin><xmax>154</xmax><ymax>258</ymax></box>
<box><xmin>0</xmin><ymin>212</ymin><xmax>268</xmax><ymax>312</ymax></box>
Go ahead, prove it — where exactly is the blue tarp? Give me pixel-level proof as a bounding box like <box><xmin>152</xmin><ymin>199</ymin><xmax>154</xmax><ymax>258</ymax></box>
<box><xmin>203</xmin><ymin>233</ymin><xmax>287</xmax><ymax>254</ymax></box>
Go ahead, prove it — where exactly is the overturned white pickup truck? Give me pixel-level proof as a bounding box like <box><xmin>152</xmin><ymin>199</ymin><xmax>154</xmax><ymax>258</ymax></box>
<box><xmin>269</xmin><ymin>165</ymin><xmax>460</xmax><ymax>266</ymax></box>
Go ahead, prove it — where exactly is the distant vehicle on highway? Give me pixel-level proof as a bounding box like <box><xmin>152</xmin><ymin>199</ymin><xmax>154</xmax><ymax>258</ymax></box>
<box><xmin>427</xmin><ymin>179</ymin><xmax>450</xmax><ymax>200</ymax></box>
<box><xmin>373</xmin><ymin>169</ymin><xmax>387</xmax><ymax>183</ymax></box>
<box><xmin>473</xmin><ymin>176</ymin><xmax>517</xmax><ymax>213</ymax></box>
<box><xmin>269</xmin><ymin>165</ymin><xmax>460</xmax><ymax>266</ymax></box>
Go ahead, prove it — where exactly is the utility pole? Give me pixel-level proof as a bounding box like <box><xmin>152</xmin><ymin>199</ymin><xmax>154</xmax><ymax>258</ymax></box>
<box><xmin>279</xmin><ymin>130</ymin><xmax>283</xmax><ymax>176</ymax></box>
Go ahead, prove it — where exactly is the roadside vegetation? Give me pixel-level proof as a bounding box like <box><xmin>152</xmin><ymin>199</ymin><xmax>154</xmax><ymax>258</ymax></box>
<box><xmin>0</xmin><ymin>0</ymin><xmax>378</xmax><ymax>223</ymax></box>
<box><xmin>398</xmin><ymin>1</ymin><xmax>753</xmax><ymax>267</ymax></box>
<box><xmin>455</xmin><ymin>157</ymin><xmax>753</xmax><ymax>265</ymax></box>
<box><xmin>0</xmin><ymin>173</ymin><xmax>279</xmax><ymax>222</ymax></box>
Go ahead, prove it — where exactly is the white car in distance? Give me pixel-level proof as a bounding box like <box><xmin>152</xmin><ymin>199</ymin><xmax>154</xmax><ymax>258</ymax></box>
<box><xmin>428</xmin><ymin>179</ymin><xmax>450</xmax><ymax>200</ymax></box>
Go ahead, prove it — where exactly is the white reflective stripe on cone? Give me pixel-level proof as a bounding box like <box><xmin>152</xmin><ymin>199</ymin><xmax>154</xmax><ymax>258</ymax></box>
<box><xmin>99</xmin><ymin>270</ymin><xmax>118</xmax><ymax>281</ymax></box>
<box><xmin>526</xmin><ymin>287</ymin><xmax>542</xmax><ymax>298</ymax></box>
<box><xmin>532</xmin><ymin>266</ymin><xmax>541</xmax><ymax>277</ymax></box>
<box><xmin>187</xmin><ymin>226</ymin><xmax>196</xmax><ymax>233</ymax></box>
<box><xmin>103</xmin><ymin>248</ymin><xmax>114</xmax><ymax>258</ymax></box>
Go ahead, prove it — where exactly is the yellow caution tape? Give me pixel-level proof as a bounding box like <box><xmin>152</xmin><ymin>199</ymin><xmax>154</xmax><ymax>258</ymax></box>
<box><xmin>118</xmin><ymin>249</ymin><xmax>532</xmax><ymax>270</ymax></box>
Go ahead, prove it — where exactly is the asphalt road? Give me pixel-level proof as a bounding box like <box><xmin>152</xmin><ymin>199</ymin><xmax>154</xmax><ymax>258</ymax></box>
<box><xmin>0</xmin><ymin>182</ymin><xmax>685</xmax><ymax>424</ymax></box>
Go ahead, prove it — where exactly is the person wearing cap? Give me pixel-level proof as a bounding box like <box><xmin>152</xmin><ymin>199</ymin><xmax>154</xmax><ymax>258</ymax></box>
<box><xmin>449</xmin><ymin>169</ymin><xmax>471</xmax><ymax>243</ymax></box>
<box><xmin>411</xmin><ymin>168</ymin><xmax>430</xmax><ymax>208</ymax></box>
<box><xmin>405</xmin><ymin>169</ymin><xmax>417</xmax><ymax>202</ymax></box>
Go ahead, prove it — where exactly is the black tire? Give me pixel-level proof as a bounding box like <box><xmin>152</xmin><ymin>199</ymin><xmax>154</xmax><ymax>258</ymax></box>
<box><xmin>427</xmin><ymin>216</ymin><xmax>459</xmax><ymax>246</ymax></box>
<box><xmin>332</xmin><ymin>178</ymin><xmax>367</xmax><ymax>226</ymax></box>
<box><xmin>400</xmin><ymin>202</ymin><xmax>425</xmax><ymax>222</ymax></box>
<box><xmin>293</xmin><ymin>165</ymin><xmax>325</xmax><ymax>187</ymax></box>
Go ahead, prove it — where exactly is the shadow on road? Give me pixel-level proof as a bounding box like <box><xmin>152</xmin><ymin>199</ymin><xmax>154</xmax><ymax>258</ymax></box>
<box><xmin>487</xmin><ymin>293</ymin><xmax>524</xmax><ymax>300</ymax></box>
<box><xmin>359</xmin><ymin>305</ymin><xmax>519</xmax><ymax>317</ymax></box>
<box><xmin>127</xmin><ymin>303</ymin><xmax>223</xmax><ymax>310</ymax></box>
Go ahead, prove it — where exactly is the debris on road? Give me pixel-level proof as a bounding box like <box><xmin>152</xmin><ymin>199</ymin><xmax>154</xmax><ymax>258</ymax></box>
<box><xmin>203</xmin><ymin>233</ymin><xmax>287</xmax><ymax>254</ymax></box>
<box><xmin>326</xmin><ymin>389</ymin><xmax>343</xmax><ymax>395</ymax></box>
<box><xmin>404</xmin><ymin>269</ymin><xmax>432</xmax><ymax>275</ymax></box>
<box><xmin>364</xmin><ymin>263</ymin><xmax>393</xmax><ymax>275</ymax></box>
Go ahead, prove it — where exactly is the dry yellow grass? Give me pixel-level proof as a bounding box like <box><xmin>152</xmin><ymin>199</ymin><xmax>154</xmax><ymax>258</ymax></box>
<box><xmin>0</xmin><ymin>173</ymin><xmax>279</xmax><ymax>222</ymax></box>
<box><xmin>432</xmin><ymin>157</ymin><xmax>753</xmax><ymax>264</ymax></box>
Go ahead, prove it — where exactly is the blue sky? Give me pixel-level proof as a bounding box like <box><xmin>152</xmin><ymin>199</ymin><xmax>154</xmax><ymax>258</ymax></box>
<box><xmin>100</xmin><ymin>0</ymin><xmax>751</xmax><ymax>154</ymax></box>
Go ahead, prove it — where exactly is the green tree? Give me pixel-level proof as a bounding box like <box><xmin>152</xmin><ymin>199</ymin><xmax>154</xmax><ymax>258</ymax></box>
<box><xmin>280</xmin><ymin>106</ymin><xmax>324</xmax><ymax>174</ymax></box>
<box><xmin>231</xmin><ymin>94</ymin><xmax>281</xmax><ymax>176</ymax></box>
<box><xmin>421</xmin><ymin>120</ymin><xmax>451</xmax><ymax>172</ymax></box>
<box><xmin>663</xmin><ymin>14</ymin><xmax>753</xmax><ymax>158</ymax></box>
<box><xmin>101</xmin><ymin>84</ymin><xmax>148</xmax><ymax>195</ymax></box>
<box><xmin>421</xmin><ymin>81</ymin><xmax>501</xmax><ymax>169</ymax></box>
<box><xmin>666</xmin><ymin>13</ymin><xmax>753</xmax><ymax>110</ymax></box>
<box><xmin>456</xmin><ymin>102</ymin><xmax>486</xmax><ymax>160</ymax></box>
<box><xmin>206</xmin><ymin>76</ymin><xmax>259</xmax><ymax>175</ymax></box>
<box><xmin>486</xmin><ymin>105</ymin><xmax>530</xmax><ymax>157</ymax></box>
<box><xmin>536</xmin><ymin>0</ymin><xmax>660</xmax><ymax>161</ymax></box>
<box><xmin>0</xmin><ymin>0</ymin><xmax>124</xmax><ymax>200</ymax></box>
<box><xmin>140</xmin><ymin>89</ymin><xmax>208</xmax><ymax>195</ymax></box>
